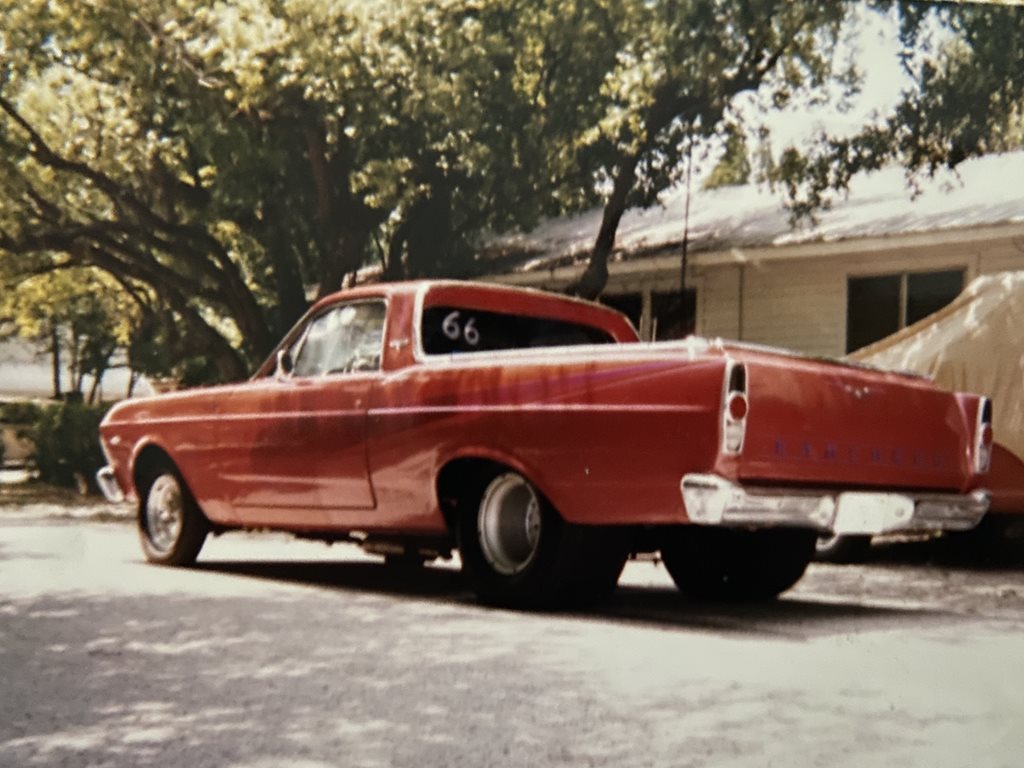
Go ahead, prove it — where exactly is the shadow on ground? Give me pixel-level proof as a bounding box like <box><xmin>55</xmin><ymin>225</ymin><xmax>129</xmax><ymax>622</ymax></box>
<box><xmin>195</xmin><ymin>556</ymin><xmax>954</xmax><ymax>640</ymax></box>
<box><xmin>855</xmin><ymin>531</ymin><xmax>1024</xmax><ymax>570</ymax></box>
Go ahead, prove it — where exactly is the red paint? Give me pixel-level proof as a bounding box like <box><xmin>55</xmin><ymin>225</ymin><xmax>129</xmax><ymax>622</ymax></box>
<box><xmin>99</xmin><ymin>281</ymin><xmax>990</xmax><ymax>536</ymax></box>
<box><xmin>987</xmin><ymin>443</ymin><xmax>1024</xmax><ymax>514</ymax></box>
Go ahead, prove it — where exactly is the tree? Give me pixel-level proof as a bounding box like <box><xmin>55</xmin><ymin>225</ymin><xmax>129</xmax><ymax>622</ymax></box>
<box><xmin>0</xmin><ymin>267</ymin><xmax>135</xmax><ymax>401</ymax></box>
<box><xmin>0</xmin><ymin>0</ymin><xmax>631</xmax><ymax>377</ymax></box>
<box><xmin>0</xmin><ymin>0</ymin><xmax>872</xmax><ymax>381</ymax></box>
<box><xmin>768</xmin><ymin>2</ymin><xmax>1024</xmax><ymax>217</ymax></box>
<box><xmin>564</xmin><ymin>1</ymin><xmax>854</xmax><ymax>298</ymax></box>
<box><xmin>883</xmin><ymin>1</ymin><xmax>1024</xmax><ymax>172</ymax></box>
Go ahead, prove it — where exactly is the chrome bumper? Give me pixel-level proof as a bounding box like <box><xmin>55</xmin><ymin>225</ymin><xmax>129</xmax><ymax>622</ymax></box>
<box><xmin>681</xmin><ymin>473</ymin><xmax>989</xmax><ymax>535</ymax></box>
<box><xmin>96</xmin><ymin>466</ymin><xmax>125</xmax><ymax>504</ymax></box>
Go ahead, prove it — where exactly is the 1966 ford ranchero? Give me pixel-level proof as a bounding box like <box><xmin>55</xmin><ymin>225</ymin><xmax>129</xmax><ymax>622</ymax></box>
<box><xmin>97</xmin><ymin>280</ymin><xmax>992</xmax><ymax>607</ymax></box>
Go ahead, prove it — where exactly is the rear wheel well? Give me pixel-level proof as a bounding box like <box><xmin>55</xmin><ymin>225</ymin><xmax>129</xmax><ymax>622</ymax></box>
<box><xmin>438</xmin><ymin>457</ymin><xmax>629</xmax><ymax>608</ymax></box>
<box><xmin>436</xmin><ymin>458</ymin><xmax>507</xmax><ymax>536</ymax></box>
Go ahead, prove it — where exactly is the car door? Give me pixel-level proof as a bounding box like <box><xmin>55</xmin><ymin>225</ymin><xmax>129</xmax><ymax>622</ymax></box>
<box><xmin>217</xmin><ymin>300</ymin><xmax>386</xmax><ymax>527</ymax></box>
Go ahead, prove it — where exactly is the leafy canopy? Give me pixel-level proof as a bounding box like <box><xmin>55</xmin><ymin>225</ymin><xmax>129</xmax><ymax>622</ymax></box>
<box><xmin>2</xmin><ymin>0</ymin><xmax>876</xmax><ymax>379</ymax></box>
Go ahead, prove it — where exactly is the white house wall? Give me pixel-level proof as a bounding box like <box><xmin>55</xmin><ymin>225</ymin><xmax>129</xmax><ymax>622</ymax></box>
<box><xmin>696</xmin><ymin>266</ymin><xmax>741</xmax><ymax>341</ymax></box>
<box><xmin>978</xmin><ymin>239</ymin><xmax>1024</xmax><ymax>274</ymax></box>
<box><xmin>693</xmin><ymin>236</ymin><xmax>1024</xmax><ymax>358</ymax></box>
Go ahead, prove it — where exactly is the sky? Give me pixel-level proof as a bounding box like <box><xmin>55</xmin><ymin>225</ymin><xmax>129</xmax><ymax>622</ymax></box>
<box><xmin>755</xmin><ymin>4</ymin><xmax>912</xmax><ymax>156</ymax></box>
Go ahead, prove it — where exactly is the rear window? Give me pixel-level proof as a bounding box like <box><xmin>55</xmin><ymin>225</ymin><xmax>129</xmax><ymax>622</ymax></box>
<box><xmin>421</xmin><ymin>305</ymin><xmax>615</xmax><ymax>355</ymax></box>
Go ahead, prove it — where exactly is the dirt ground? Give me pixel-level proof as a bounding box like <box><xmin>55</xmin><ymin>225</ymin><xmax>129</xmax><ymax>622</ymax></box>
<box><xmin>2</xmin><ymin>516</ymin><xmax>1023</xmax><ymax>768</ymax></box>
<box><xmin>3</xmin><ymin>475</ymin><xmax>1024</xmax><ymax>622</ymax></box>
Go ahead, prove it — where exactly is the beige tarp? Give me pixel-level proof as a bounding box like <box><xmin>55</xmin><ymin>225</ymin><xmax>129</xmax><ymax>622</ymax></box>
<box><xmin>849</xmin><ymin>271</ymin><xmax>1024</xmax><ymax>462</ymax></box>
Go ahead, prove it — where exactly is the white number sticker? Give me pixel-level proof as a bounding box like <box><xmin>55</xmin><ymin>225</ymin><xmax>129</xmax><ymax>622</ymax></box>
<box><xmin>440</xmin><ymin>311</ymin><xmax>481</xmax><ymax>346</ymax></box>
<box><xmin>442</xmin><ymin>311</ymin><xmax>462</xmax><ymax>340</ymax></box>
<box><xmin>464</xmin><ymin>317</ymin><xmax>480</xmax><ymax>346</ymax></box>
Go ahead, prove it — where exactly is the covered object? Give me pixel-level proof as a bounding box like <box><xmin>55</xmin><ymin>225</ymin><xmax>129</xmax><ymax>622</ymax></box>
<box><xmin>850</xmin><ymin>272</ymin><xmax>1024</xmax><ymax>512</ymax></box>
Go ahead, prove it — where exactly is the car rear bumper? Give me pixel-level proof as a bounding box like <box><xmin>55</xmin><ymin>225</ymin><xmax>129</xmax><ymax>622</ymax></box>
<box><xmin>96</xmin><ymin>466</ymin><xmax>125</xmax><ymax>504</ymax></box>
<box><xmin>681</xmin><ymin>473</ymin><xmax>989</xmax><ymax>535</ymax></box>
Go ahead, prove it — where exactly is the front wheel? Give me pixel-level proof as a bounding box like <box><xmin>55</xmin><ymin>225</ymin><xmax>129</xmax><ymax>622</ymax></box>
<box><xmin>138</xmin><ymin>463</ymin><xmax>209</xmax><ymax>566</ymax></box>
<box><xmin>661</xmin><ymin>527</ymin><xmax>815</xmax><ymax>601</ymax></box>
<box><xmin>457</xmin><ymin>470</ymin><xmax>628</xmax><ymax>609</ymax></box>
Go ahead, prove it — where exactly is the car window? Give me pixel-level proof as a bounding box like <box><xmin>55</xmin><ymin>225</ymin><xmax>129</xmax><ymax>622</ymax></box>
<box><xmin>421</xmin><ymin>305</ymin><xmax>614</xmax><ymax>355</ymax></box>
<box><xmin>291</xmin><ymin>301</ymin><xmax>386</xmax><ymax>377</ymax></box>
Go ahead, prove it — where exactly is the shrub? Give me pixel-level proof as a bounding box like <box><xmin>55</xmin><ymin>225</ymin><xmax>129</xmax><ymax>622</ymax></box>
<box><xmin>31</xmin><ymin>401</ymin><xmax>110</xmax><ymax>491</ymax></box>
<box><xmin>0</xmin><ymin>401</ymin><xmax>44</xmax><ymax>425</ymax></box>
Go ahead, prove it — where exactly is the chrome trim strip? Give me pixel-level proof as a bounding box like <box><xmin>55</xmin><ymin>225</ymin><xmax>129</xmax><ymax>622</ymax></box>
<box><xmin>681</xmin><ymin>473</ymin><xmax>989</xmax><ymax>535</ymax></box>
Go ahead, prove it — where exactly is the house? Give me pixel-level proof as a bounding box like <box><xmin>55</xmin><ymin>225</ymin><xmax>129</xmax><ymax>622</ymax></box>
<box><xmin>484</xmin><ymin>152</ymin><xmax>1024</xmax><ymax>358</ymax></box>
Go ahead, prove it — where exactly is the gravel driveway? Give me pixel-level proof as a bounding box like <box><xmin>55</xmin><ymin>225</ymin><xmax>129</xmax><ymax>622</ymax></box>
<box><xmin>1</xmin><ymin>512</ymin><xmax>1023</xmax><ymax>768</ymax></box>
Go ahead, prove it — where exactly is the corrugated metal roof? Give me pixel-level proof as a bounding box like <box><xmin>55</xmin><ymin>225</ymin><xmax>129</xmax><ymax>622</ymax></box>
<box><xmin>485</xmin><ymin>151</ymin><xmax>1024</xmax><ymax>273</ymax></box>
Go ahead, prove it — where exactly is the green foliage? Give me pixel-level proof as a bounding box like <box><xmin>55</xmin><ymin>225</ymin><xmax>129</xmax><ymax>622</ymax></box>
<box><xmin>704</xmin><ymin>125</ymin><xmax>753</xmax><ymax>190</ymax></box>
<box><xmin>0</xmin><ymin>401</ymin><xmax>44</xmax><ymax>426</ymax></box>
<box><xmin>769</xmin><ymin>2</ymin><xmax>1024</xmax><ymax>216</ymax></box>
<box><xmin>0</xmin><ymin>267</ymin><xmax>134</xmax><ymax>400</ymax></box>
<box><xmin>886</xmin><ymin>1</ymin><xmax>1024</xmax><ymax>172</ymax></box>
<box><xmin>1</xmin><ymin>0</ymin><xmax>869</xmax><ymax>364</ymax></box>
<box><xmin>30</xmin><ymin>401</ymin><xmax>109</xmax><ymax>490</ymax></box>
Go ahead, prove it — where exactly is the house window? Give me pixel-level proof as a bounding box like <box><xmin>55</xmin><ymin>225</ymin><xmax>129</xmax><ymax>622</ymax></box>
<box><xmin>651</xmin><ymin>290</ymin><xmax>696</xmax><ymax>340</ymax></box>
<box><xmin>602</xmin><ymin>289</ymin><xmax>697</xmax><ymax>341</ymax></box>
<box><xmin>846</xmin><ymin>269</ymin><xmax>964</xmax><ymax>353</ymax></box>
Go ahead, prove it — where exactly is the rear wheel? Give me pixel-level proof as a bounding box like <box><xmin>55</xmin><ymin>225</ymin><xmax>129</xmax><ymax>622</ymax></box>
<box><xmin>457</xmin><ymin>470</ymin><xmax>628</xmax><ymax>609</ymax></box>
<box><xmin>661</xmin><ymin>527</ymin><xmax>815</xmax><ymax>601</ymax></box>
<box><xmin>138</xmin><ymin>462</ymin><xmax>209</xmax><ymax>566</ymax></box>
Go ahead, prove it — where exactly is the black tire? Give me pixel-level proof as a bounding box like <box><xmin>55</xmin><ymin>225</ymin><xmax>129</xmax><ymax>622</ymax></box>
<box><xmin>457</xmin><ymin>470</ymin><xmax>628</xmax><ymax>609</ymax></box>
<box><xmin>661</xmin><ymin>526</ymin><xmax>815</xmax><ymax>601</ymax></box>
<box><xmin>814</xmin><ymin>533</ymin><xmax>872</xmax><ymax>563</ymax></box>
<box><xmin>137</xmin><ymin>461</ymin><xmax>209</xmax><ymax>566</ymax></box>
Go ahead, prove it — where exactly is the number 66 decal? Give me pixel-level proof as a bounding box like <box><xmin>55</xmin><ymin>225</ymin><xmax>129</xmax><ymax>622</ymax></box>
<box><xmin>442</xmin><ymin>311</ymin><xmax>480</xmax><ymax>346</ymax></box>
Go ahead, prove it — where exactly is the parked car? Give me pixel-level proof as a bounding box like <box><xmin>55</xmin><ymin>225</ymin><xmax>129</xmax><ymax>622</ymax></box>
<box><xmin>97</xmin><ymin>281</ymin><xmax>992</xmax><ymax>607</ymax></box>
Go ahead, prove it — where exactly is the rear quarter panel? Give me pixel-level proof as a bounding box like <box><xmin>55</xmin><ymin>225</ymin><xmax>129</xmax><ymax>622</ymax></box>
<box><xmin>367</xmin><ymin>348</ymin><xmax>725</xmax><ymax>528</ymax></box>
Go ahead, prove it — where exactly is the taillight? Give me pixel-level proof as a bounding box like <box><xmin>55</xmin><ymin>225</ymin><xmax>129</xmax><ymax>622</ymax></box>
<box><xmin>974</xmin><ymin>397</ymin><xmax>993</xmax><ymax>473</ymax></box>
<box><xmin>727</xmin><ymin>393</ymin><xmax>749</xmax><ymax>421</ymax></box>
<box><xmin>722</xmin><ymin>360</ymin><xmax>748</xmax><ymax>455</ymax></box>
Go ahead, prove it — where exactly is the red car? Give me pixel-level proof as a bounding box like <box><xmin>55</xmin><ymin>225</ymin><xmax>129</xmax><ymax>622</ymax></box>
<box><xmin>97</xmin><ymin>281</ymin><xmax>992</xmax><ymax>607</ymax></box>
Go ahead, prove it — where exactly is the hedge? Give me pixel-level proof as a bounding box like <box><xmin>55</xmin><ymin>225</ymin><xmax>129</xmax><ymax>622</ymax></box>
<box><xmin>30</xmin><ymin>401</ymin><xmax>111</xmax><ymax>491</ymax></box>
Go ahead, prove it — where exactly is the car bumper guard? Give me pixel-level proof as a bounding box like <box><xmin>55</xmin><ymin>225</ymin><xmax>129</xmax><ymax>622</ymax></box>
<box><xmin>96</xmin><ymin>465</ymin><xmax>125</xmax><ymax>504</ymax></box>
<box><xmin>681</xmin><ymin>473</ymin><xmax>989</xmax><ymax>535</ymax></box>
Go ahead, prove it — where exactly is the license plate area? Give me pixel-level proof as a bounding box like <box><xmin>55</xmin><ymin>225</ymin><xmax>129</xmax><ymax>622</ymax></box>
<box><xmin>833</xmin><ymin>492</ymin><xmax>914</xmax><ymax>534</ymax></box>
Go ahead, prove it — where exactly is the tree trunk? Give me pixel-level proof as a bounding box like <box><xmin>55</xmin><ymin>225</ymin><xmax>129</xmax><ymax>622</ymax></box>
<box><xmin>568</xmin><ymin>153</ymin><xmax>641</xmax><ymax>300</ymax></box>
<box><xmin>50</xmin><ymin>326</ymin><xmax>62</xmax><ymax>399</ymax></box>
<box><xmin>264</xmin><ymin>197</ymin><xmax>310</xmax><ymax>336</ymax></box>
<box><xmin>70</xmin><ymin>329</ymin><xmax>83</xmax><ymax>396</ymax></box>
<box><xmin>87</xmin><ymin>371</ymin><xmax>101</xmax><ymax>405</ymax></box>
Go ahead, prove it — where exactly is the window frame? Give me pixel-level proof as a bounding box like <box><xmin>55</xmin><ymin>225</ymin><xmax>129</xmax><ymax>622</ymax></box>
<box><xmin>287</xmin><ymin>298</ymin><xmax>389</xmax><ymax>379</ymax></box>
<box><xmin>846</xmin><ymin>267</ymin><xmax>965</xmax><ymax>353</ymax></box>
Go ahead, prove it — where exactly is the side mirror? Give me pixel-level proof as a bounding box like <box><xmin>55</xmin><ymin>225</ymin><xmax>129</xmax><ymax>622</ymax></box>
<box><xmin>275</xmin><ymin>349</ymin><xmax>294</xmax><ymax>378</ymax></box>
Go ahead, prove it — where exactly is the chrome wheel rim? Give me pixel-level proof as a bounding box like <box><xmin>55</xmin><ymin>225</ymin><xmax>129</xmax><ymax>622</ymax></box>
<box><xmin>145</xmin><ymin>474</ymin><xmax>184</xmax><ymax>555</ymax></box>
<box><xmin>478</xmin><ymin>473</ymin><xmax>542</xmax><ymax>576</ymax></box>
